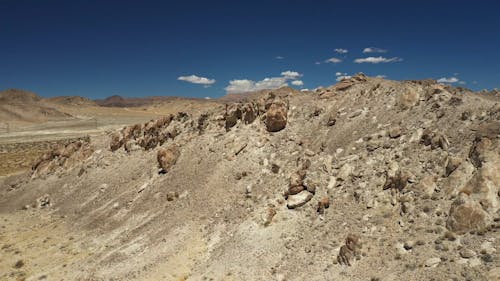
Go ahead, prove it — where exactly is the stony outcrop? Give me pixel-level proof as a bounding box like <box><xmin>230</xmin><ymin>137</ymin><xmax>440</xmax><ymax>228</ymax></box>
<box><xmin>446</xmin><ymin>193</ymin><xmax>491</xmax><ymax>234</ymax></box>
<box><xmin>157</xmin><ymin>145</ymin><xmax>180</xmax><ymax>173</ymax></box>
<box><xmin>32</xmin><ymin>137</ymin><xmax>93</xmax><ymax>178</ymax></box>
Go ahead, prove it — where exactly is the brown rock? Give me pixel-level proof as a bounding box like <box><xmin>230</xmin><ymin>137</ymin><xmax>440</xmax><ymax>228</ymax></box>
<box><xmin>397</xmin><ymin>89</ymin><xmax>420</xmax><ymax>109</ymax></box>
<box><xmin>317</xmin><ymin>196</ymin><xmax>330</xmax><ymax>214</ymax></box>
<box><xmin>388</xmin><ymin>126</ymin><xmax>402</xmax><ymax>138</ymax></box>
<box><xmin>242</xmin><ymin>103</ymin><xmax>258</xmax><ymax>124</ymax></box>
<box><xmin>265</xmin><ymin>100</ymin><xmax>288</xmax><ymax>132</ymax></box>
<box><xmin>446</xmin><ymin>193</ymin><xmax>490</xmax><ymax>234</ymax></box>
<box><xmin>110</xmin><ymin>132</ymin><xmax>124</xmax><ymax>151</ymax></box>
<box><xmin>157</xmin><ymin>145</ymin><xmax>180</xmax><ymax>173</ymax></box>
<box><xmin>460</xmin><ymin>157</ymin><xmax>500</xmax><ymax>214</ymax></box>
<box><xmin>288</xmin><ymin>185</ymin><xmax>305</xmax><ymax>195</ymax></box>
<box><xmin>225</xmin><ymin>104</ymin><xmax>242</xmax><ymax>130</ymax></box>
<box><xmin>289</xmin><ymin>170</ymin><xmax>306</xmax><ymax>187</ymax></box>
<box><xmin>416</xmin><ymin>175</ymin><xmax>437</xmax><ymax>197</ymax></box>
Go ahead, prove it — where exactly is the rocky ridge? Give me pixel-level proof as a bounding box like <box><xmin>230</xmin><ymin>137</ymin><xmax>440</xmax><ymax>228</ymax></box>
<box><xmin>1</xmin><ymin>74</ymin><xmax>499</xmax><ymax>281</ymax></box>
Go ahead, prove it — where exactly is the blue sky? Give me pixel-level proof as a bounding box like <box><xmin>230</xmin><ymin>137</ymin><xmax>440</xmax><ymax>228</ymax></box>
<box><xmin>1</xmin><ymin>0</ymin><xmax>499</xmax><ymax>99</ymax></box>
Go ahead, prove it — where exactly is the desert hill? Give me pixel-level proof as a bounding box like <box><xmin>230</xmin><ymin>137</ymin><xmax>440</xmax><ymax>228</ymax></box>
<box><xmin>95</xmin><ymin>94</ymin><xmax>208</xmax><ymax>107</ymax></box>
<box><xmin>0</xmin><ymin>89</ymin><xmax>74</xmax><ymax>124</ymax></box>
<box><xmin>0</xmin><ymin>75</ymin><xmax>499</xmax><ymax>281</ymax></box>
<box><xmin>46</xmin><ymin>96</ymin><xmax>97</xmax><ymax>107</ymax></box>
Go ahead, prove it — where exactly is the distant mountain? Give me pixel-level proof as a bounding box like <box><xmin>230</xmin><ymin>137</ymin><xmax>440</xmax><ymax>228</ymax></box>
<box><xmin>47</xmin><ymin>96</ymin><xmax>97</xmax><ymax>107</ymax></box>
<box><xmin>95</xmin><ymin>95</ymin><xmax>203</xmax><ymax>107</ymax></box>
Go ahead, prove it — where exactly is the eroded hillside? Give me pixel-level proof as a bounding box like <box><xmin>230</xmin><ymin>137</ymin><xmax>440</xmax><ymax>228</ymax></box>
<box><xmin>0</xmin><ymin>75</ymin><xmax>499</xmax><ymax>281</ymax></box>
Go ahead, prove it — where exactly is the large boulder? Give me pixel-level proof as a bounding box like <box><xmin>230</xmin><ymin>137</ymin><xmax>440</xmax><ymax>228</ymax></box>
<box><xmin>397</xmin><ymin>89</ymin><xmax>420</xmax><ymax>109</ymax></box>
<box><xmin>242</xmin><ymin>103</ymin><xmax>258</xmax><ymax>124</ymax></box>
<box><xmin>110</xmin><ymin>132</ymin><xmax>124</xmax><ymax>151</ymax></box>
<box><xmin>446</xmin><ymin>193</ymin><xmax>491</xmax><ymax>234</ymax></box>
<box><xmin>265</xmin><ymin>99</ymin><xmax>288</xmax><ymax>132</ymax></box>
<box><xmin>460</xmin><ymin>155</ymin><xmax>500</xmax><ymax>214</ymax></box>
<box><xmin>225</xmin><ymin>104</ymin><xmax>242</xmax><ymax>130</ymax></box>
<box><xmin>442</xmin><ymin>161</ymin><xmax>475</xmax><ymax>196</ymax></box>
<box><xmin>157</xmin><ymin>145</ymin><xmax>180</xmax><ymax>173</ymax></box>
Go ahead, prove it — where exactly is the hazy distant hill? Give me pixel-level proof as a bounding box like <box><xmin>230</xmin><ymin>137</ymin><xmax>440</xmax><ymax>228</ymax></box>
<box><xmin>46</xmin><ymin>96</ymin><xmax>97</xmax><ymax>107</ymax></box>
<box><xmin>95</xmin><ymin>94</ymin><xmax>206</xmax><ymax>107</ymax></box>
<box><xmin>0</xmin><ymin>89</ymin><xmax>73</xmax><ymax>124</ymax></box>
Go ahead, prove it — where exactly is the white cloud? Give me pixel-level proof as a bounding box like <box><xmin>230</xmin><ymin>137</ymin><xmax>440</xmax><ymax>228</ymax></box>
<box><xmin>315</xmin><ymin>61</ymin><xmax>321</xmax><ymax>65</ymax></box>
<box><xmin>325</xmin><ymin>57</ymin><xmax>342</xmax><ymax>63</ymax></box>
<box><xmin>334</xmin><ymin>48</ymin><xmax>348</xmax><ymax>54</ymax></box>
<box><xmin>354</xmin><ymin>56</ymin><xmax>403</xmax><ymax>64</ymax></box>
<box><xmin>437</xmin><ymin>77</ymin><xmax>459</xmax><ymax>83</ymax></box>
<box><xmin>335</xmin><ymin>72</ymin><xmax>351</xmax><ymax>81</ymax></box>
<box><xmin>177</xmin><ymin>75</ymin><xmax>215</xmax><ymax>86</ymax></box>
<box><xmin>225</xmin><ymin>77</ymin><xmax>288</xmax><ymax>93</ymax></box>
<box><xmin>375</xmin><ymin>75</ymin><xmax>387</xmax><ymax>78</ymax></box>
<box><xmin>204</xmin><ymin>96</ymin><xmax>211</xmax><ymax>99</ymax></box>
<box><xmin>225</xmin><ymin>70</ymin><xmax>304</xmax><ymax>93</ymax></box>
<box><xmin>275</xmin><ymin>56</ymin><xmax>284</xmax><ymax>60</ymax></box>
<box><xmin>281</xmin><ymin>70</ymin><xmax>303</xmax><ymax>79</ymax></box>
<box><xmin>363</xmin><ymin>47</ymin><xmax>388</xmax><ymax>53</ymax></box>
<box><xmin>458</xmin><ymin>81</ymin><xmax>466</xmax><ymax>85</ymax></box>
<box><xmin>336</xmin><ymin>75</ymin><xmax>352</xmax><ymax>81</ymax></box>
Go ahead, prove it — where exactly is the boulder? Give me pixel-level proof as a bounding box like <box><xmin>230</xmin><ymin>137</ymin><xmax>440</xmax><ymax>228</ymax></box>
<box><xmin>415</xmin><ymin>175</ymin><xmax>437</xmax><ymax>197</ymax></box>
<box><xmin>388</xmin><ymin>126</ymin><xmax>402</xmax><ymax>138</ymax></box>
<box><xmin>110</xmin><ymin>132</ymin><xmax>124</xmax><ymax>151</ymax></box>
<box><xmin>157</xmin><ymin>146</ymin><xmax>180</xmax><ymax>173</ymax></box>
<box><xmin>442</xmin><ymin>161</ymin><xmax>475</xmax><ymax>196</ymax></box>
<box><xmin>460</xmin><ymin>158</ymin><xmax>500</xmax><ymax>214</ymax></box>
<box><xmin>397</xmin><ymin>89</ymin><xmax>420</xmax><ymax>109</ymax></box>
<box><xmin>287</xmin><ymin>191</ymin><xmax>313</xmax><ymax>209</ymax></box>
<box><xmin>225</xmin><ymin>104</ymin><xmax>242</xmax><ymax>130</ymax></box>
<box><xmin>242</xmin><ymin>103</ymin><xmax>258</xmax><ymax>124</ymax></box>
<box><xmin>446</xmin><ymin>193</ymin><xmax>490</xmax><ymax>234</ymax></box>
<box><xmin>265</xmin><ymin>100</ymin><xmax>288</xmax><ymax>132</ymax></box>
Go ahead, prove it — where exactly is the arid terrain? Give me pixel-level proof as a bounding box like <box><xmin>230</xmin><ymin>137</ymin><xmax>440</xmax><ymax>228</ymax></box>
<box><xmin>0</xmin><ymin>76</ymin><xmax>499</xmax><ymax>281</ymax></box>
